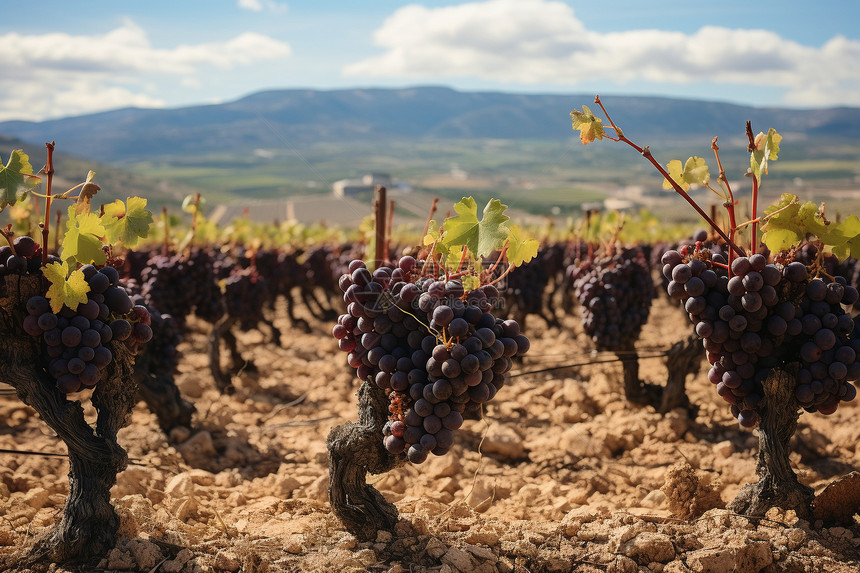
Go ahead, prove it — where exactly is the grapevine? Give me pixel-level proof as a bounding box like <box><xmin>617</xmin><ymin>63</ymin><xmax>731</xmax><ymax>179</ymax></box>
<box><xmin>572</xmin><ymin>97</ymin><xmax>860</xmax><ymax>519</ymax></box>
<box><xmin>0</xmin><ymin>144</ymin><xmax>155</xmax><ymax>564</ymax></box>
<box><xmin>327</xmin><ymin>192</ymin><xmax>537</xmax><ymax>539</ymax></box>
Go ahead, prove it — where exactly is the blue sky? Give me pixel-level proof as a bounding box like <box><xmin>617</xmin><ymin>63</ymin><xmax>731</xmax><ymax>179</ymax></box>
<box><xmin>2</xmin><ymin>0</ymin><xmax>859</xmax><ymax>121</ymax></box>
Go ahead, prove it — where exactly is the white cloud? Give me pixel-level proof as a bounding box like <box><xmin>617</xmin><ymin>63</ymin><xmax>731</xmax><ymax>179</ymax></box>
<box><xmin>237</xmin><ymin>0</ymin><xmax>288</xmax><ymax>14</ymax></box>
<box><xmin>344</xmin><ymin>0</ymin><xmax>860</xmax><ymax>107</ymax></box>
<box><xmin>0</xmin><ymin>21</ymin><xmax>292</xmax><ymax>120</ymax></box>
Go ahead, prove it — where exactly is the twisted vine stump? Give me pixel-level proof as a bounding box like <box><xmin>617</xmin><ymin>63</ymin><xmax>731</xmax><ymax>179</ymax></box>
<box><xmin>616</xmin><ymin>336</ymin><xmax>703</xmax><ymax>413</ymax></box>
<box><xmin>208</xmin><ymin>314</ymin><xmax>255</xmax><ymax>393</ymax></box>
<box><xmin>658</xmin><ymin>335</ymin><xmax>703</xmax><ymax>413</ymax></box>
<box><xmin>327</xmin><ymin>380</ymin><xmax>406</xmax><ymax>541</ymax></box>
<box><xmin>1</xmin><ymin>275</ymin><xmax>139</xmax><ymax>565</ymax></box>
<box><xmin>728</xmin><ymin>365</ymin><xmax>814</xmax><ymax>520</ymax></box>
<box><xmin>134</xmin><ymin>350</ymin><xmax>195</xmax><ymax>435</ymax></box>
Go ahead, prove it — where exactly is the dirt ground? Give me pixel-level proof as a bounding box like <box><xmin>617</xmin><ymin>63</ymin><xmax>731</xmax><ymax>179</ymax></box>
<box><xmin>1</xmin><ymin>296</ymin><xmax>859</xmax><ymax>573</ymax></box>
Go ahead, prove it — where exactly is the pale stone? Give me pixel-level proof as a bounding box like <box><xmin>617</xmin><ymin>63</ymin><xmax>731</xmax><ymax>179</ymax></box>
<box><xmin>442</xmin><ymin>546</ymin><xmax>475</xmax><ymax>572</ymax></box>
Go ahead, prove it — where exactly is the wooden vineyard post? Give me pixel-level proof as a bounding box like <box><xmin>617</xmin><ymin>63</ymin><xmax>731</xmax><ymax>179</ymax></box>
<box><xmin>727</xmin><ymin>365</ymin><xmax>814</xmax><ymax>520</ymax></box>
<box><xmin>374</xmin><ymin>186</ymin><xmax>387</xmax><ymax>266</ymax></box>
<box><xmin>1</xmin><ymin>275</ymin><xmax>139</xmax><ymax>565</ymax></box>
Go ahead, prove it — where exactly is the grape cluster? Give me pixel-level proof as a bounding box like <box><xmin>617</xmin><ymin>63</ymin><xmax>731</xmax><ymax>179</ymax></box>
<box><xmin>0</xmin><ymin>235</ymin><xmax>57</xmax><ymax>277</ymax></box>
<box><xmin>22</xmin><ymin>265</ymin><xmax>153</xmax><ymax>394</ymax></box>
<box><xmin>572</xmin><ymin>249</ymin><xmax>654</xmax><ymax>350</ymax></box>
<box><xmin>224</xmin><ymin>266</ymin><xmax>269</xmax><ymax>329</ymax></box>
<box><xmin>663</xmin><ymin>248</ymin><xmax>859</xmax><ymax>426</ymax></box>
<box><xmin>332</xmin><ymin>256</ymin><xmax>529</xmax><ymax>464</ymax></box>
<box><xmin>140</xmin><ymin>249</ymin><xmax>225</xmax><ymax>326</ymax></box>
<box><xmin>124</xmin><ymin>281</ymin><xmax>183</xmax><ymax>376</ymax></box>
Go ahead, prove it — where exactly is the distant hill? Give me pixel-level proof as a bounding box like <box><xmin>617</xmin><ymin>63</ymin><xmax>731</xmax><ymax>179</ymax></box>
<box><xmin>2</xmin><ymin>87</ymin><xmax>859</xmax><ymax>163</ymax></box>
<box><xmin>0</xmin><ymin>135</ymin><xmax>193</xmax><ymax>212</ymax></box>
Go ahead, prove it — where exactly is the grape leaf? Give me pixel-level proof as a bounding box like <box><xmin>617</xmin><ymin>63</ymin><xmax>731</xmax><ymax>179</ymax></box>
<box><xmin>761</xmin><ymin>227</ymin><xmax>800</xmax><ymax>255</ymax></box>
<box><xmin>61</xmin><ymin>205</ymin><xmax>107</xmax><ymax>266</ymax></box>
<box><xmin>662</xmin><ymin>156</ymin><xmax>710</xmax><ymax>191</ymax></box>
<box><xmin>44</xmin><ymin>261</ymin><xmax>90</xmax><ymax>313</ymax></box>
<box><xmin>461</xmin><ymin>275</ymin><xmax>481</xmax><ymax>292</ymax></box>
<box><xmin>750</xmin><ymin>129</ymin><xmax>782</xmax><ymax>183</ymax></box>
<box><xmin>830</xmin><ymin>215</ymin><xmax>860</xmax><ymax>260</ymax></box>
<box><xmin>0</xmin><ymin>150</ymin><xmax>40</xmax><ymax>209</ymax></box>
<box><xmin>761</xmin><ymin>193</ymin><xmax>860</xmax><ymax>259</ymax></box>
<box><xmin>102</xmin><ymin>197</ymin><xmax>154</xmax><ymax>248</ymax></box>
<box><xmin>74</xmin><ymin>171</ymin><xmax>100</xmax><ymax>215</ymax></box>
<box><xmin>440</xmin><ymin>197</ymin><xmax>509</xmax><ymax>260</ymax></box>
<box><xmin>422</xmin><ymin>220</ymin><xmax>439</xmax><ymax>246</ymax></box>
<box><xmin>570</xmin><ymin>105</ymin><xmax>605</xmax><ymax>145</ymax></box>
<box><xmin>506</xmin><ymin>224</ymin><xmax>540</xmax><ymax>267</ymax></box>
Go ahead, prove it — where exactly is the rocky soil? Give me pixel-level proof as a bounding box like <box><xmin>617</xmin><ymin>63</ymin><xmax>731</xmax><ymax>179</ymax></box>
<box><xmin>1</xmin><ymin>297</ymin><xmax>859</xmax><ymax>572</ymax></box>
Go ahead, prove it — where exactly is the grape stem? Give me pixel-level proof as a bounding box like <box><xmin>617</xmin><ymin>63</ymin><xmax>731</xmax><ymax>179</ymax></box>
<box><xmin>487</xmin><ymin>242</ymin><xmax>509</xmax><ymax>275</ymax></box>
<box><xmin>593</xmin><ymin>96</ymin><xmax>745</xmax><ymax>258</ymax></box>
<box><xmin>710</xmin><ymin>138</ymin><xmax>741</xmax><ymax>276</ymax></box>
<box><xmin>422</xmin><ymin>197</ymin><xmax>438</xmax><ymax>237</ymax></box>
<box><xmin>41</xmin><ymin>142</ymin><xmax>55</xmax><ymax>266</ymax></box>
<box><xmin>746</xmin><ymin>122</ymin><xmax>760</xmax><ymax>256</ymax></box>
<box><xmin>1</xmin><ymin>226</ymin><xmax>14</xmax><ymax>252</ymax></box>
<box><xmin>487</xmin><ymin>263</ymin><xmax>515</xmax><ymax>287</ymax></box>
<box><xmin>453</xmin><ymin>245</ymin><xmax>468</xmax><ymax>274</ymax></box>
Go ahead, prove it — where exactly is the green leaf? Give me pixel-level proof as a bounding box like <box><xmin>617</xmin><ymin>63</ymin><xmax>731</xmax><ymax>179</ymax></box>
<box><xmin>570</xmin><ymin>105</ymin><xmax>605</xmax><ymax>145</ymax></box>
<box><xmin>461</xmin><ymin>275</ymin><xmax>481</xmax><ymax>292</ymax></box>
<box><xmin>662</xmin><ymin>156</ymin><xmax>710</xmax><ymax>191</ymax></box>
<box><xmin>440</xmin><ymin>197</ymin><xmax>509</xmax><ymax>260</ymax></box>
<box><xmin>750</xmin><ymin>128</ymin><xmax>782</xmax><ymax>183</ymax></box>
<box><xmin>0</xmin><ymin>150</ymin><xmax>40</xmax><ymax>209</ymax></box>
<box><xmin>61</xmin><ymin>205</ymin><xmax>107</xmax><ymax>266</ymax></box>
<box><xmin>761</xmin><ymin>227</ymin><xmax>801</xmax><ymax>255</ymax></box>
<box><xmin>102</xmin><ymin>197</ymin><xmax>154</xmax><ymax>248</ymax></box>
<box><xmin>423</xmin><ymin>220</ymin><xmax>440</xmax><ymax>246</ymax></box>
<box><xmin>44</xmin><ymin>261</ymin><xmax>90</xmax><ymax>313</ymax></box>
<box><xmin>506</xmin><ymin>224</ymin><xmax>540</xmax><ymax>267</ymax></box>
<box><xmin>761</xmin><ymin>193</ymin><xmax>860</xmax><ymax>259</ymax></box>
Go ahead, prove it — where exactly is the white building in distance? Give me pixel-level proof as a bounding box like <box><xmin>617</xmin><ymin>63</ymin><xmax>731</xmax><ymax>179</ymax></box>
<box><xmin>333</xmin><ymin>173</ymin><xmax>393</xmax><ymax>198</ymax></box>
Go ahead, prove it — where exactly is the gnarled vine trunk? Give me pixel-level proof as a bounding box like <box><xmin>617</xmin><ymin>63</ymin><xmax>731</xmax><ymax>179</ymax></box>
<box><xmin>1</xmin><ymin>274</ymin><xmax>138</xmax><ymax>565</ymax></box>
<box><xmin>616</xmin><ymin>336</ymin><xmax>702</xmax><ymax>413</ymax></box>
<box><xmin>728</xmin><ymin>365</ymin><xmax>814</xmax><ymax>520</ymax></box>
<box><xmin>134</xmin><ymin>361</ymin><xmax>195</xmax><ymax>435</ymax></box>
<box><xmin>327</xmin><ymin>380</ymin><xmax>406</xmax><ymax>541</ymax></box>
<box><xmin>658</xmin><ymin>335</ymin><xmax>703</xmax><ymax>413</ymax></box>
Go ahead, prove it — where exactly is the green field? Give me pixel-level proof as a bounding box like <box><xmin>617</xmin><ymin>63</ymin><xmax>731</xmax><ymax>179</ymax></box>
<box><xmin>117</xmin><ymin>135</ymin><xmax>860</xmax><ymax>222</ymax></box>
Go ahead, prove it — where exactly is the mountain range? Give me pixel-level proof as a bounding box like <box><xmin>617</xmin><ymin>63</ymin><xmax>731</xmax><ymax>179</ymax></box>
<box><xmin>2</xmin><ymin>87</ymin><xmax>859</xmax><ymax>163</ymax></box>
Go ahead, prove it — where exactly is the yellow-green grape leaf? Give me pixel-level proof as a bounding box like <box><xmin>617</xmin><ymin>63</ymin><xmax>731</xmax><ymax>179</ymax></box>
<box><xmin>662</xmin><ymin>156</ymin><xmax>710</xmax><ymax>191</ymax></box>
<box><xmin>761</xmin><ymin>194</ymin><xmax>803</xmax><ymax>252</ymax></box>
<box><xmin>760</xmin><ymin>193</ymin><xmax>860</xmax><ymax>258</ymax></box>
<box><xmin>761</xmin><ymin>227</ymin><xmax>801</xmax><ymax>255</ymax></box>
<box><xmin>506</xmin><ymin>224</ymin><xmax>540</xmax><ymax>267</ymax></box>
<box><xmin>461</xmin><ymin>275</ymin><xmax>481</xmax><ymax>292</ymax></box>
<box><xmin>440</xmin><ymin>197</ymin><xmax>510</xmax><ymax>260</ymax></box>
<box><xmin>0</xmin><ymin>150</ymin><xmax>40</xmax><ymax>209</ymax></box>
<box><xmin>44</xmin><ymin>261</ymin><xmax>90</xmax><ymax>313</ymax></box>
<box><xmin>102</xmin><ymin>197</ymin><xmax>153</xmax><ymax>248</ymax></box>
<box><xmin>423</xmin><ymin>220</ymin><xmax>440</xmax><ymax>246</ymax></box>
<box><xmin>750</xmin><ymin>128</ymin><xmax>782</xmax><ymax>183</ymax></box>
<box><xmin>570</xmin><ymin>105</ymin><xmax>605</xmax><ymax>145</ymax></box>
<box><xmin>61</xmin><ymin>205</ymin><xmax>107</xmax><ymax>266</ymax></box>
<box><xmin>73</xmin><ymin>172</ymin><xmax>100</xmax><ymax>215</ymax></box>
